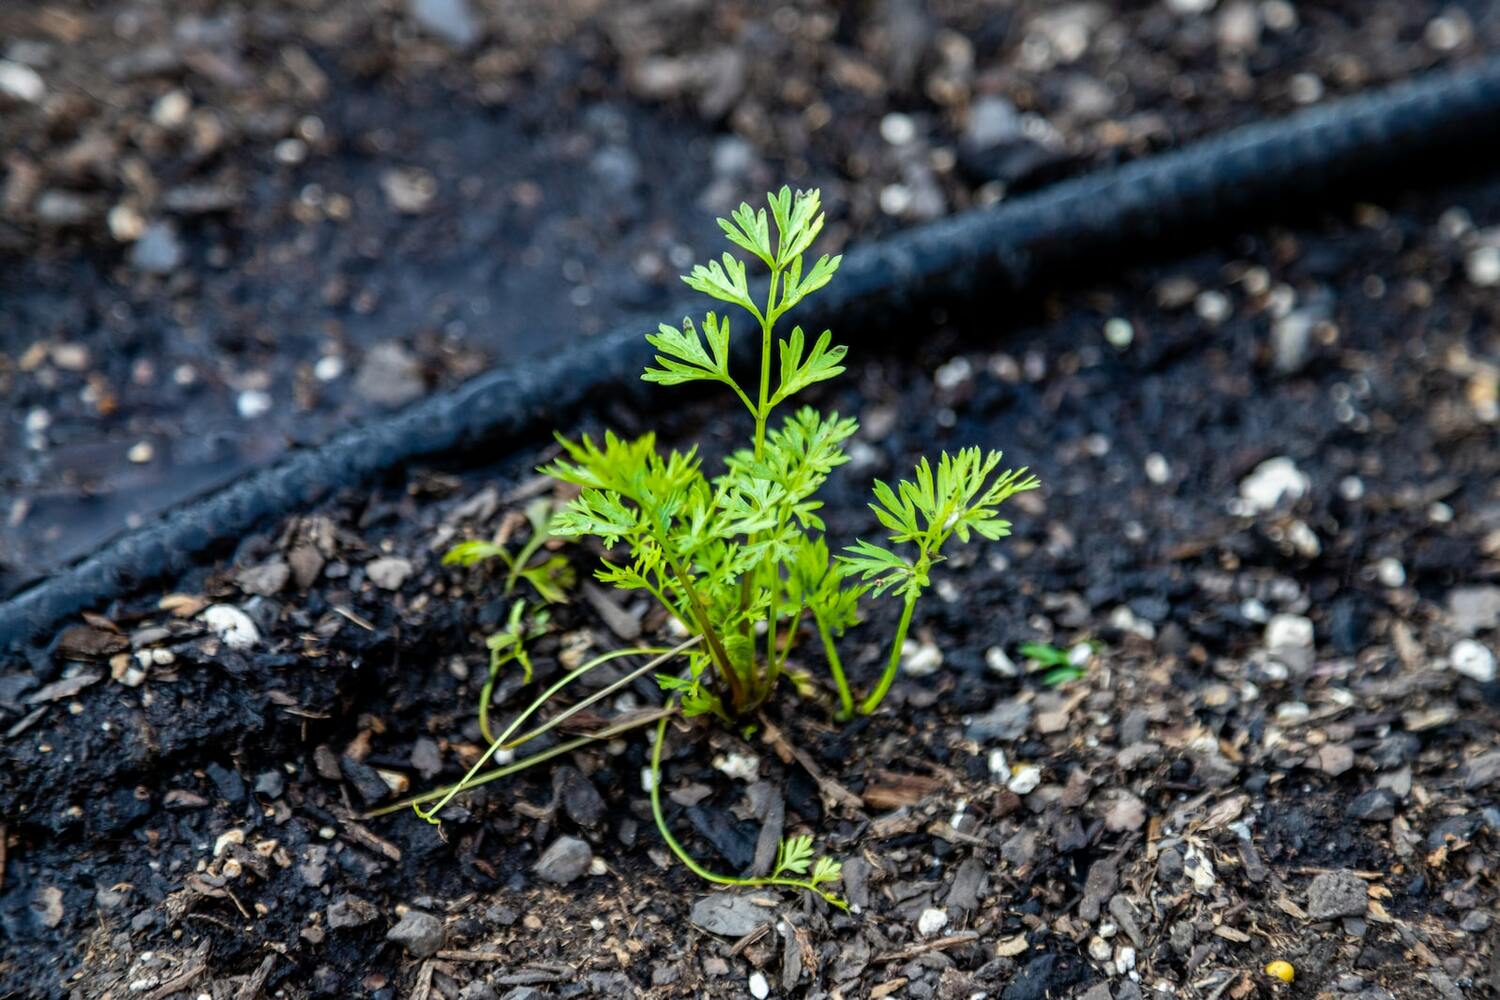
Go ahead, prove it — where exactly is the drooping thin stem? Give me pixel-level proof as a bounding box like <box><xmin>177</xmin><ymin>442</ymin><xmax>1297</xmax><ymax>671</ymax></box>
<box><xmin>367</xmin><ymin>707</ymin><xmax>673</xmax><ymax>819</ymax></box>
<box><xmin>857</xmin><ymin>590</ymin><xmax>918</xmax><ymax>716</ymax></box>
<box><xmin>416</xmin><ymin>641</ymin><xmax>695</xmax><ymax>823</ymax></box>
<box><xmin>648</xmin><ymin>710</ymin><xmax>845</xmax><ymax>907</ymax></box>
<box><xmin>814</xmin><ymin>608</ymin><xmax>854</xmax><ymax>721</ymax></box>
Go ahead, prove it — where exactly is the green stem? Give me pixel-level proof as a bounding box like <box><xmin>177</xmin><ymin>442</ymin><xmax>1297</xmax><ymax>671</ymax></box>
<box><xmin>648</xmin><ymin>711</ymin><xmax>845</xmax><ymax>907</ymax></box>
<box><xmin>814</xmin><ymin>609</ymin><xmax>854</xmax><ymax>721</ymax></box>
<box><xmin>368</xmin><ymin>707</ymin><xmax>673</xmax><ymax>819</ymax></box>
<box><xmin>857</xmin><ymin>591</ymin><xmax>918</xmax><ymax>717</ymax></box>
<box><xmin>753</xmin><ymin>267</ymin><xmax>781</xmax><ymax>461</ymax></box>
<box><xmin>416</xmin><ymin>641</ymin><xmax>694</xmax><ymax>823</ymax></box>
<box><xmin>668</xmin><ymin>556</ymin><xmax>743</xmax><ymax>710</ymax></box>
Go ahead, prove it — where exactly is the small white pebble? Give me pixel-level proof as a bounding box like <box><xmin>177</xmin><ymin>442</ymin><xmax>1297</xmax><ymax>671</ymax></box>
<box><xmin>201</xmin><ymin>604</ymin><xmax>260</xmax><ymax>650</ymax></box>
<box><xmin>987</xmin><ymin>748</ymin><xmax>1010</xmax><ymax>777</ymax></box>
<box><xmin>126</xmin><ymin>440</ymin><xmax>155</xmax><ymax>464</ymax></box>
<box><xmin>1007</xmin><ymin>764</ymin><xmax>1042</xmax><ymax>795</ymax></box>
<box><xmin>917</xmin><ymin>907</ymin><xmax>949</xmax><ymax>936</ymax></box>
<box><xmin>237</xmin><ymin>390</ymin><xmax>272</xmax><ymax>419</ymax></box>
<box><xmin>902</xmin><ymin>638</ymin><xmax>944</xmax><ymax>676</ymax></box>
<box><xmin>934</xmin><ymin>356</ymin><xmax>972</xmax><ymax>391</ymax></box>
<box><xmin>1451</xmin><ymin>639</ymin><xmax>1497</xmax><ymax>683</ymax></box>
<box><xmin>880</xmin><ymin>112</ymin><xmax>917</xmax><ymax>146</ymax></box>
<box><xmin>1466</xmin><ymin>247</ymin><xmax>1500</xmax><ymax>287</ymax></box>
<box><xmin>1144</xmin><ymin>452</ymin><xmax>1170</xmax><ymax>485</ymax></box>
<box><xmin>1239</xmin><ymin>456</ymin><xmax>1309</xmax><ymax>513</ymax></box>
<box><xmin>1288</xmin><ymin>73</ymin><xmax>1324</xmax><ymax>105</ymax></box>
<box><xmin>1194</xmin><ymin>290</ymin><xmax>1230</xmax><ymax>324</ymax></box>
<box><xmin>712</xmin><ymin>752</ymin><xmax>760</xmax><ymax>783</ymax></box>
<box><xmin>985</xmin><ymin>645</ymin><xmax>1019</xmax><ymax>677</ymax></box>
<box><xmin>1104</xmin><ymin>317</ymin><xmax>1134</xmax><ymax>349</ymax></box>
<box><xmin>1339</xmin><ymin>475</ymin><xmax>1365</xmax><ymax>501</ymax></box>
<box><xmin>1375</xmin><ymin>557</ymin><xmax>1406</xmax><ymax>588</ymax></box>
<box><xmin>640</xmin><ymin>767</ymin><xmax>656</xmax><ymax>793</ymax></box>
<box><xmin>1275</xmin><ymin>701</ymin><xmax>1310</xmax><ymax>724</ymax></box>
<box><xmin>314</xmin><ymin>355</ymin><xmax>345</xmax><ymax>381</ymax></box>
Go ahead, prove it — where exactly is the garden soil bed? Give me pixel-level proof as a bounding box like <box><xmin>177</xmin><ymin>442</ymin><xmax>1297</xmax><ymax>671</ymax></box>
<box><xmin>4</xmin><ymin>173</ymin><xmax>1500</xmax><ymax>999</ymax></box>
<box><xmin>4</xmin><ymin>0</ymin><xmax>1497</xmax><ymax>592</ymax></box>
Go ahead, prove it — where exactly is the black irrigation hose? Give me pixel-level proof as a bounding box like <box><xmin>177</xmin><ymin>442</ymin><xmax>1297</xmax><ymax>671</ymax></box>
<box><xmin>7</xmin><ymin>55</ymin><xmax>1500</xmax><ymax>658</ymax></box>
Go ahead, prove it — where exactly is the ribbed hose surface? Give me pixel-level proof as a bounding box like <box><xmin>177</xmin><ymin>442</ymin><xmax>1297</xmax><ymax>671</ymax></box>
<box><xmin>6</xmin><ymin>56</ymin><xmax>1500</xmax><ymax>656</ymax></box>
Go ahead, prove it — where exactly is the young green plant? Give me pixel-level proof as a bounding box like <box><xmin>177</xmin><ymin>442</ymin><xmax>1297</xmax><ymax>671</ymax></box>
<box><xmin>395</xmin><ymin>188</ymin><xmax>1038</xmax><ymax>908</ymax></box>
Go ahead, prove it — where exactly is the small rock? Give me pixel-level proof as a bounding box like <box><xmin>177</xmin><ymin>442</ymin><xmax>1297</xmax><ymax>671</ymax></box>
<box><xmin>1271</xmin><ymin>309</ymin><xmax>1315</xmax><ymax>374</ymax></box>
<box><xmin>966</xmin><ymin>699</ymin><xmax>1031</xmax><ymax>742</ymax></box>
<box><xmin>36</xmin><ymin>190</ymin><xmax>94</xmax><ymax>225</ymax></box>
<box><xmin>748</xmin><ymin>972</ymin><xmax>769</xmax><ymax>1000</ymax></box>
<box><xmin>380</xmin><ymin>167</ymin><xmax>438</xmax><ymax>214</ymax></box>
<box><xmin>129</xmin><ymin>222</ymin><xmax>184</xmax><ymax>273</ymax></box>
<box><xmin>340</xmin><ymin>755</ymin><xmax>391</xmax><ymax>804</ymax></box>
<box><xmin>1266</xmin><ymin>613</ymin><xmax>1315</xmax><ymax>673</ymax></box>
<box><xmin>31</xmin><ymin>886</ymin><xmax>64</xmax><ymax>928</ymax></box>
<box><xmin>254</xmin><ymin>771</ymin><xmax>285</xmax><ymax>798</ymax></box>
<box><xmin>553</xmin><ymin>767</ymin><xmax>606</xmax><ymax>827</ymax></box>
<box><xmin>408</xmin><ymin>0</ymin><xmax>479</xmax><ymax>48</ymax></box>
<box><xmin>1347</xmin><ymin>789</ymin><xmax>1396</xmax><ymax>821</ymax></box>
<box><xmin>901</xmin><ymin>638</ymin><xmax>943</xmax><ymax>675</ymax></box>
<box><xmin>917</xmin><ymin>907</ymin><xmax>948</xmax><ymax>936</ymax></box>
<box><xmin>534</xmin><ymin>836</ymin><xmax>593</xmax><ymax>885</ymax></box>
<box><xmin>327</xmin><ymin>895</ymin><xmax>379</xmax><ymax>929</ymax></box>
<box><xmin>1116</xmin><ymin>741</ymin><xmax>1162</xmax><ymax>770</ymax></box>
<box><xmin>1104</xmin><ymin>792</ymin><xmax>1147</xmax><ymax>832</ymax></box>
<box><xmin>366</xmin><ymin>556</ymin><xmax>414</xmax><ymax>591</ymax></box>
<box><xmin>1450</xmin><ymin>639</ymin><xmax>1496</xmax><ymax>683</ymax></box>
<box><xmin>689</xmin><ymin>893</ymin><xmax>770</xmax><ymax>937</ymax></box>
<box><xmin>1307</xmin><ymin>870</ymin><xmax>1367</xmax><ymax>920</ymax></box>
<box><xmin>410</xmin><ymin>738</ymin><xmax>443</xmax><ymax>780</ymax></box>
<box><xmin>355</xmin><ymin>342</ymin><xmax>425</xmax><ymax>408</ymax></box>
<box><xmin>1007</xmin><ymin>764</ymin><xmax>1042</xmax><ymax>795</ymax></box>
<box><xmin>200</xmin><ymin>605</ymin><xmax>259</xmax><ymax>650</ymax></box>
<box><xmin>1463</xmin><ymin>750</ymin><xmax>1500</xmax><ymax>791</ymax></box>
<box><xmin>1239</xmin><ymin>457</ymin><xmax>1309</xmax><ymax>513</ymax></box>
<box><xmin>386</xmin><ymin>909</ymin><xmax>444</xmax><ymax>957</ymax></box>
<box><xmin>1316</xmin><ymin>743</ymin><xmax>1355</xmax><ymax>776</ymax></box>
<box><xmin>1448</xmin><ymin>586</ymin><xmax>1500</xmax><ymax>634</ymax></box>
<box><xmin>0</xmin><ymin>60</ymin><xmax>45</xmax><ymax>102</ymax></box>
<box><xmin>237</xmin><ymin>560</ymin><xmax>290</xmax><ymax>597</ymax></box>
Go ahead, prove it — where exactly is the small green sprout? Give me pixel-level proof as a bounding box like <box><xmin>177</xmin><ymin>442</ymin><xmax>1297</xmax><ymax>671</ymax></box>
<box><xmin>1019</xmin><ymin>640</ymin><xmax>1095</xmax><ymax>687</ymax></box>
<box><xmin>442</xmin><ymin>498</ymin><xmax>574</xmax><ymax>604</ymax></box>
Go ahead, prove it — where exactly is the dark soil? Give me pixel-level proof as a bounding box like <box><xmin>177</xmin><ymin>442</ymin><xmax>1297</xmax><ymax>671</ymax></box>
<box><xmin>3</xmin><ymin>162</ymin><xmax>1499</xmax><ymax>999</ymax></box>
<box><xmin>4</xmin><ymin>0</ymin><xmax>1498</xmax><ymax>590</ymax></box>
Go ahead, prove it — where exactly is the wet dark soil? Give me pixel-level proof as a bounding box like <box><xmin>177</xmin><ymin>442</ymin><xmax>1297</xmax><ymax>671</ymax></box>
<box><xmin>4</xmin><ymin>0</ymin><xmax>1498</xmax><ymax>592</ymax></box>
<box><xmin>2</xmin><ymin>168</ymin><xmax>1498</xmax><ymax>998</ymax></box>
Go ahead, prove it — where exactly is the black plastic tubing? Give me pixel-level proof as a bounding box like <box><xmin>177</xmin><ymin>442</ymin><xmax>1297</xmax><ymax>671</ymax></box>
<box><xmin>6</xmin><ymin>56</ymin><xmax>1500</xmax><ymax>656</ymax></box>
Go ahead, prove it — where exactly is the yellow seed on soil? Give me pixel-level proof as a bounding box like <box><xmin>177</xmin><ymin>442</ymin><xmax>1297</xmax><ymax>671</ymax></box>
<box><xmin>1264</xmin><ymin>960</ymin><xmax>1295</xmax><ymax>983</ymax></box>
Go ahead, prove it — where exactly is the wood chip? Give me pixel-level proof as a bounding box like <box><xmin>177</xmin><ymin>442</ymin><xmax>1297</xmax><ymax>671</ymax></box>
<box><xmin>25</xmin><ymin>672</ymin><xmax>102</xmax><ymax>704</ymax></box>
<box><xmin>232</xmin><ymin>953</ymin><xmax>276</xmax><ymax>1000</ymax></box>
<box><xmin>758</xmin><ymin>717</ymin><xmax>864</xmax><ymax>813</ymax></box>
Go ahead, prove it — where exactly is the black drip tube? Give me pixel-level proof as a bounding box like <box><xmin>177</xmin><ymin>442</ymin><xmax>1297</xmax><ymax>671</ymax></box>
<box><xmin>6</xmin><ymin>56</ymin><xmax>1500</xmax><ymax>656</ymax></box>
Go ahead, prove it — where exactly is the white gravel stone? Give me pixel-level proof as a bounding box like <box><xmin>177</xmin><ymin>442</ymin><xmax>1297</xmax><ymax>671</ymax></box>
<box><xmin>1375</xmin><ymin>557</ymin><xmax>1406</xmax><ymax>588</ymax></box>
<box><xmin>201</xmin><ymin>605</ymin><xmax>259</xmax><ymax>650</ymax></box>
<box><xmin>985</xmin><ymin>645</ymin><xmax>1019</xmax><ymax>676</ymax></box>
<box><xmin>712</xmin><ymin>751</ymin><xmax>760</xmax><ymax>783</ymax></box>
<box><xmin>1007</xmin><ymin>764</ymin><xmax>1042</xmax><ymax>795</ymax></box>
<box><xmin>1451</xmin><ymin>640</ymin><xmax>1497</xmax><ymax>683</ymax></box>
<box><xmin>0</xmin><ymin>60</ymin><xmax>45</xmax><ymax>102</ymax></box>
<box><xmin>1466</xmin><ymin>247</ymin><xmax>1500</xmax><ymax>287</ymax></box>
<box><xmin>1239</xmin><ymin>456</ymin><xmax>1309</xmax><ymax>513</ymax></box>
<box><xmin>748</xmin><ymin>971</ymin><xmax>770</xmax><ymax>999</ymax></box>
<box><xmin>917</xmin><ymin>907</ymin><xmax>949</xmax><ymax>936</ymax></box>
<box><xmin>237</xmin><ymin>390</ymin><xmax>272</xmax><ymax>419</ymax></box>
<box><xmin>366</xmin><ymin>556</ymin><xmax>414</xmax><ymax>591</ymax></box>
<box><xmin>902</xmin><ymin>638</ymin><xmax>944</xmax><ymax>676</ymax></box>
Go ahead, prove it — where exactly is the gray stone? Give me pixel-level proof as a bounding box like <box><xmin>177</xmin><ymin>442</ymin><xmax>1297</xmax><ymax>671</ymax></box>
<box><xmin>553</xmin><ymin>767</ymin><xmax>606</xmax><ymax>827</ymax></box>
<box><xmin>1448</xmin><ymin>586</ymin><xmax>1500</xmax><ymax>634</ymax></box>
<box><xmin>1116</xmin><ymin>741</ymin><xmax>1162</xmax><ymax>770</ymax></box>
<box><xmin>355</xmin><ymin>342</ymin><xmax>425</xmax><ymax>408</ymax></box>
<box><xmin>237</xmin><ymin>559</ymin><xmax>289</xmax><ymax>597</ymax></box>
<box><xmin>688</xmin><ymin>893</ymin><xmax>771</xmax><ymax>937</ymax></box>
<box><xmin>366</xmin><ymin>556</ymin><xmax>414</xmax><ymax>591</ymax></box>
<box><xmin>965</xmin><ymin>699</ymin><xmax>1031</xmax><ymax>742</ymax></box>
<box><xmin>1346</xmin><ymin>789</ymin><xmax>1396</xmax><ymax>821</ymax></box>
<box><xmin>1463</xmin><ymin>751</ymin><xmax>1500</xmax><ymax>791</ymax></box>
<box><xmin>408</xmin><ymin>0</ymin><xmax>478</xmax><ymax>48</ymax></box>
<box><xmin>1306</xmin><ymin>870</ymin><xmax>1367</xmax><ymax>920</ymax></box>
<box><xmin>386</xmin><ymin>908</ymin><xmax>444</xmax><ymax>957</ymax></box>
<box><xmin>534</xmin><ymin>836</ymin><xmax>592</xmax><ymax>885</ymax></box>
<box><xmin>253</xmin><ymin>770</ymin><xmax>284</xmax><ymax>798</ymax></box>
<box><xmin>129</xmin><ymin>222</ymin><xmax>183</xmax><ymax>273</ymax></box>
<box><xmin>327</xmin><ymin>895</ymin><xmax>378</xmax><ymax>929</ymax></box>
